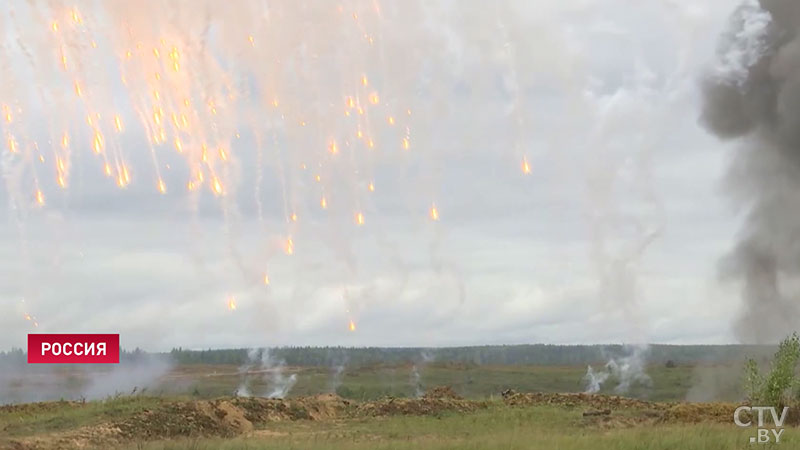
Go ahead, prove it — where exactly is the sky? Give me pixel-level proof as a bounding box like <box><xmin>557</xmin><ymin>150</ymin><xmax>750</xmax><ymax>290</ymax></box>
<box><xmin>0</xmin><ymin>0</ymin><xmax>753</xmax><ymax>351</ymax></box>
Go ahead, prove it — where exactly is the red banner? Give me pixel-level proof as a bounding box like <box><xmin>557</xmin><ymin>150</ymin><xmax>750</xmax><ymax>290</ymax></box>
<box><xmin>27</xmin><ymin>334</ymin><xmax>120</xmax><ymax>364</ymax></box>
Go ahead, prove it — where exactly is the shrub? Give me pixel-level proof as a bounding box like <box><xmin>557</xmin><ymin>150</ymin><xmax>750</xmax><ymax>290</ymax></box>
<box><xmin>744</xmin><ymin>332</ymin><xmax>800</xmax><ymax>407</ymax></box>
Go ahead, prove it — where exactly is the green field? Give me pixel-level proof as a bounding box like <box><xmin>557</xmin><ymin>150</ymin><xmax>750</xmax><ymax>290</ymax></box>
<box><xmin>1</xmin><ymin>360</ymin><xmax>769</xmax><ymax>450</ymax></box>
<box><xmin>1</xmin><ymin>393</ymin><xmax>789</xmax><ymax>450</ymax></box>
<box><xmin>126</xmin><ymin>362</ymin><xmax>739</xmax><ymax>403</ymax></box>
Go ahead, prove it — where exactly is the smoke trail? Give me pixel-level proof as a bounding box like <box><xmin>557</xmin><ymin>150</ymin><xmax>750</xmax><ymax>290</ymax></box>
<box><xmin>583</xmin><ymin>346</ymin><xmax>652</xmax><ymax>394</ymax></box>
<box><xmin>235</xmin><ymin>348</ymin><xmax>297</xmax><ymax>399</ymax></box>
<box><xmin>409</xmin><ymin>350</ymin><xmax>434</xmax><ymax>398</ymax></box>
<box><xmin>701</xmin><ymin>0</ymin><xmax>800</xmax><ymax>343</ymax></box>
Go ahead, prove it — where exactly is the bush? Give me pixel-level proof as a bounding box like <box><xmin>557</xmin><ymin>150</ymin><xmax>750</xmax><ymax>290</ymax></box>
<box><xmin>744</xmin><ymin>332</ymin><xmax>800</xmax><ymax>407</ymax></box>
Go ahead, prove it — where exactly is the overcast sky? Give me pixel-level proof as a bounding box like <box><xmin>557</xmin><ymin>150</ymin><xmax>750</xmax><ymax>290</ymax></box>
<box><xmin>0</xmin><ymin>0</ymin><xmax>751</xmax><ymax>351</ymax></box>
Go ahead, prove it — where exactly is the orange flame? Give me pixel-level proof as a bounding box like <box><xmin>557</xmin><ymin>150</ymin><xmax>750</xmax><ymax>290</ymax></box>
<box><xmin>522</xmin><ymin>156</ymin><xmax>532</xmax><ymax>175</ymax></box>
<box><xmin>430</xmin><ymin>204</ymin><xmax>439</xmax><ymax>221</ymax></box>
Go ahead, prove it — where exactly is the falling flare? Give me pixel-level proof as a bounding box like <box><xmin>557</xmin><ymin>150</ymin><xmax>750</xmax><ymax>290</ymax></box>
<box><xmin>522</xmin><ymin>156</ymin><xmax>532</xmax><ymax>175</ymax></box>
<box><xmin>369</xmin><ymin>91</ymin><xmax>380</xmax><ymax>105</ymax></box>
<box><xmin>285</xmin><ymin>237</ymin><xmax>294</xmax><ymax>255</ymax></box>
<box><xmin>349</xmin><ymin>320</ymin><xmax>356</xmax><ymax>332</ymax></box>
<box><xmin>157</xmin><ymin>179</ymin><xmax>167</xmax><ymax>194</ymax></box>
<box><xmin>263</xmin><ymin>273</ymin><xmax>270</xmax><ymax>285</ymax></box>
<box><xmin>402</xmin><ymin>137</ymin><xmax>410</xmax><ymax>150</ymax></box>
<box><xmin>429</xmin><ymin>204</ymin><xmax>439</xmax><ymax>221</ymax></box>
<box><xmin>320</xmin><ymin>196</ymin><xmax>328</xmax><ymax>209</ymax></box>
<box><xmin>227</xmin><ymin>296</ymin><xmax>237</xmax><ymax>311</ymax></box>
<box><xmin>92</xmin><ymin>131</ymin><xmax>104</xmax><ymax>153</ymax></box>
<box><xmin>290</xmin><ymin>212</ymin><xmax>298</xmax><ymax>222</ymax></box>
<box><xmin>367</xmin><ymin>182</ymin><xmax>375</xmax><ymax>192</ymax></box>
<box><xmin>212</xmin><ymin>177</ymin><xmax>223</xmax><ymax>196</ymax></box>
<box><xmin>387</xmin><ymin>116</ymin><xmax>395</xmax><ymax>125</ymax></box>
<box><xmin>329</xmin><ymin>140</ymin><xmax>338</xmax><ymax>154</ymax></box>
<box><xmin>114</xmin><ymin>115</ymin><xmax>123</xmax><ymax>132</ymax></box>
<box><xmin>7</xmin><ymin>136</ymin><xmax>17</xmax><ymax>153</ymax></box>
<box><xmin>355</xmin><ymin>212</ymin><xmax>365</xmax><ymax>226</ymax></box>
<box><xmin>35</xmin><ymin>189</ymin><xmax>45</xmax><ymax>206</ymax></box>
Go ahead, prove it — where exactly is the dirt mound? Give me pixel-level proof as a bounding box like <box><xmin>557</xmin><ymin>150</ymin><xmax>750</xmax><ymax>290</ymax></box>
<box><xmin>230</xmin><ymin>394</ymin><xmax>351</xmax><ymax>422</ymax></box>
<box><xmin>0</xmin><ymin>400</ymin><xmax>86</xmax><ymax>415</ymax></box>
<box><xmin>357</xmin><ymin>396</ymin><xmax>485</xmax><ymax>417</ymax></box>
<box><xmin>117</xmin><ymin>400</ymin><xmax>245</xmax><ymax>440</ymax></box>
<box><xmin>500</xmin><ymin>391</ymin><xmax>745</xmax><ymax>427</ymax></box>
<box><xmin>660</xmin><ymin>402</ymin><xmax>739</xmax><ymax>424</ymax></box>
<box><xmin>423</xmin><ymin>386</ymin><xmax>462</xmax><ymax>400</ymax></box>
<box><xmin>501</xmin><ymin>391</ymin><xmax>661</xmax><ymax>411</ymax></box>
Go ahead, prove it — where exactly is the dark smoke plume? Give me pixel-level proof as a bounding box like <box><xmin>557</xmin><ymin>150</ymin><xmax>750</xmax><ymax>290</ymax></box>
<box><xmin>702</xmin><ymin>0</ymin><xmax>800</xmax><ymax>343</ymax></box>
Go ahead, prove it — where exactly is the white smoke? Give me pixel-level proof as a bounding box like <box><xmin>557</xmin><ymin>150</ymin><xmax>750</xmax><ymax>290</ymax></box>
<box><xmin>235</xmin><ymin>348</ymin><xmax>297</xmax><ymax>399</ymax></box>
<box><xmin>409</xmin><ymin>350</ymin><xmax>435</xmax><ymax>398</ymax></box>
<box><xmin>583</xmin><ymin>345</ymin><xmax>652</xmax><ymax>394</ymax></box>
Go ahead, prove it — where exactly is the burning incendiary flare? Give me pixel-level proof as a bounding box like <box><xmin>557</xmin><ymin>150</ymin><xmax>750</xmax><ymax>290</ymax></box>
<box><xmin>387</xmin><ymin>115</ymin><xmax>395</xmax><ymax>125</ymax></box>
<box><xmin>290</xmin><ymin>212</ymin><xmax>298</xmax><ymax>222</ymax></box>
<box><xmin>355</xmin><ymin>212</ymin><xmax>365</xmax><ymax>226</ymax></box>
<box><xmin>367</xmin><ymin>182</ymin><xmax>375</xmax><ymax>192</ymax></box>
<box><xmin>227</xmin><ymin>296</ymin><xmax>237</xmax><ymax>310</ymax></box>
<box><xmin>369</xmin><ymin>91</ymin><xmax>380</xmax><ymax>104</ymax></box>
<box><xmin>7</xmin><ymin>136</ymin><xmax>17</xmax><ymax>153</ymax></box>
<box><xmin>328</xmin><ymin>140</ymin><xmax>338</xmax><ymax>154</ymax></box>
<box><xmin>92</xmin><ymin>132</ymin><xmax>103</xmax><ymax>153</ymax></box>
<box><xmin>402</xmin><ymin>137</ymin><xmax>410</xmax><ymax>150</ymax></box>
<box><xmin>349</xmin><ymin>320</ymin><xmax>356</xmax><ymax>332</ymax></box>
<box><xmin>522</xmin><ymin>156</ymin><xmax>531</xmax><ymax>174</ymax></box>
<box><xmin>35</xmin><ymin>190</ymin><xmax>45</xmax><ymax>206</ymax></box>
<box><xmin>361</xmin><ymin>75</ymin><xmax>368</xmax><ymax>86</ymax></box>
<box><xmin>285</xmin><ymin>237</ymin><xmax>294</xmax><ymax>255</ymax></box>
<box><xmin>114</xmin><ymin>115</ymin><xmax>123</xmax><ymax>132</ymax></box>
<box><xmin>320</xmin><ymin>196</ymin><xmax>328</xmax><ymax>209</ymax></box>
<box><xmin>429</xmin><ymin>204</ymin><xmax>439</xmax><ymax>221</ymax></box>
<box><xmin>212</xmin><ymin>177</ymin><xmax>223</xmax><ymax>196</ymax></box>
<box><xmin>157</xmin><ymin>179</ymin><xmax>167</xmax><ymax>194</ymax></box>
<box><xmin>263</xmin><ymin>273</ymin><xmax>270</xmax><ymax>285</ymax></box>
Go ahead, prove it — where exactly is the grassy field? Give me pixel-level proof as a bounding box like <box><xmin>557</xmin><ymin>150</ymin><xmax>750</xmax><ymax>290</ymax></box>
<box><xmin>125</xmin><ymin>406</ymin><xmax>792</xmax><ymax>450</ymax></box>
<box><xmin>2</xmin><ymin>396</ymin><xmax>791</xmax><ymax>450</ymax></box>
<box><xmin>0</xmin><ymin>362</ymin><xmax>757</xmax><ymax>449</ymax></box>
<box><xmin>152</xmin><ymin>362</ymin><xmax>735</xmax><ymax>402</ymax></box>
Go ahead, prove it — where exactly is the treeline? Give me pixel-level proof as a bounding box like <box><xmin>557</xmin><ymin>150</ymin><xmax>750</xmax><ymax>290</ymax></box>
<box><xmin>165</xmin><ymin>344</ymin><xmax>765</xmax><ymax>367</ymax></box>
<box><xmin>1</xmin><ymin>344</ymin><xmax>766</xmax><ymax>367</ymax></box>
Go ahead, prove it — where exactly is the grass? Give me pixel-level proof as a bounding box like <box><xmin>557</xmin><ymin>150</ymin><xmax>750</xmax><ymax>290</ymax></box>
<box><xmin>118</xmin><ymin>404</ymin><xmax>794</xmax><ymax>450</ymax></box>
<box><xmin>0</xmin><ymin>395</ymin><xmax>167</xmax><ymax>437</ymax></box>
<box><xmin>0</xmin><ymin>362</ymin><xmax>753</xmax><ymax>449</ymax></box>
<box><xmin>164</xmin><ymin>363</ymin><xmax>707</xmax><ymax>402</ymax></box>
